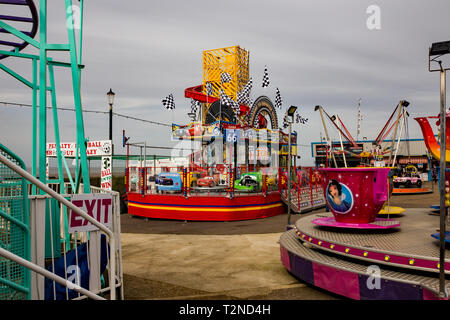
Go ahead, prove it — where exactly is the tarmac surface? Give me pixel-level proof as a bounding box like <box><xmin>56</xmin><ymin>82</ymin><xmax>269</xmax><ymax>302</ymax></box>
<box><xmin>120</xmin><ymin>182</ymin><xmax>442</xmax><ymax>300</ymax></box>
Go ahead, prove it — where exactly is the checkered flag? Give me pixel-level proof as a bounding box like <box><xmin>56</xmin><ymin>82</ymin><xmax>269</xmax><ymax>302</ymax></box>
<box><xmin>162</xmin><ymin>93</ymin><xmax>175</xmax><ymax>110</ymax></box>
<box><xmin>205</xmin><ymin>82</ymin><xmax>214</xmax><ymax>96</ymax></box>
<box><xmin>275</xmin><ymin>87</ymin><xmax>282</xmax><ymax>109</ymax></box>
<box><xmin>237</xmin><ymin>93</ymin><xmax>253</xmax><ymax>107</ymax></box>
<box><xmin>282</xmin><ymin>114</ymin><xmax>289</xmax><ymax>129</ymax></box>
<box><xmin>190</xmin><ymin>99</ymin><xmax>201</xmax><ymax>113</ymax></box>
<box><xmin>220</xmin><ymin>89</ymin><xmax>240</xmax><ymax>114</ymax></box>
<box><xmin>262</xmin><ymin>66</ymin><xmax>270</xmax><ymax>88</ymax></box>
<box><xmin>296</xmin><ymin>114</ymin><xmax>308</xmax><ymax>124</ymax></box>
<box><xmin>237</xmin><ymin>77</ymin><xmax>253</xmax><ymax>106</ymax></box>
<box><xmin>221</xmin><ymin>72</ymin><xmax>232</xmax><ymax>84</ymax></box>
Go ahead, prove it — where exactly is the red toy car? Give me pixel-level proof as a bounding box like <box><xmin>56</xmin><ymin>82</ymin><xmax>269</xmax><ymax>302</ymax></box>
<box><xmin>197</xmin><ymin>176</ymin><xmax>218</xmax><ymax>188</ymax></box>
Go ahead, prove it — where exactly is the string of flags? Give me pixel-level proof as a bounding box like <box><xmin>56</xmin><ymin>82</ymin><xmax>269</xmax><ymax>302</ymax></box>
<box><xmin>162</xmin><ymin>93</ymin><xmax>175</xmax><ymax>110</ymax></box>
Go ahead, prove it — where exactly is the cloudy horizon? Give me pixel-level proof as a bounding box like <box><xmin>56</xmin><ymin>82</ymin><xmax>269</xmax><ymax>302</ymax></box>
<box><xmin>1</xmin><ymin>0</ymin><xmax>450</xmax><ymax>170</ymax></box>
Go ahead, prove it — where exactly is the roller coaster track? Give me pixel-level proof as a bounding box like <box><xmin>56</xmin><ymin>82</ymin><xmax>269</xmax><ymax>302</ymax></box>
<box><xmin>0</xmin><ymin>0</ymin><xmax>38</xmax><ymax>60</ymax></box>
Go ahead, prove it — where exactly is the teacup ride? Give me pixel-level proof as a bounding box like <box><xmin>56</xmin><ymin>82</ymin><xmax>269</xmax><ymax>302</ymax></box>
<box><xmin>312</xmin><ymin>167</ymin><xmax>400</xmax><ymax>229</ymax></box>
<box><xmin>378</xmin><ymin>170</ymin><xmax>406</xmax><ymax>215</ymax></box>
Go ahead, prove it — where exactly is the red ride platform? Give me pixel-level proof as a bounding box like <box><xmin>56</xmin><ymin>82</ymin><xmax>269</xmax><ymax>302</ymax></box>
<box><xmin>127</xmin><ymin>191</ymin><xmax>285</xmax><ymax>221</ymax></box>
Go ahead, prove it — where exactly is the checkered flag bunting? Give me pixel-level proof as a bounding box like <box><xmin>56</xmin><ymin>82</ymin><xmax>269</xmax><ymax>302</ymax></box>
<box><xmin>221</xmin><ymin>72</ymin><xmax>232</xmax><ymax>84</ymax></box>
<box><xmin>262</xmin><ymin>66</ymin><xmax>270</xmax><ymax>88</ymax></box>
<box><xmin>162</xmin><ymin>93</ymin><xmax>175</xmax><ymax>110</ymax></box>
<box><xmin>206</xmin><ymin>82</ymin><xmax>214</xmax><ymax>96</ymax></box>
<box><xmin>296</xmin><ymin>114</ymin><xmax>308</xmax><ymax>124</ymax></box>
<box><xmin>275</xmin><ymin>87</ymin><xmax>282</xmax><ymax>109</ymax></box>
<box><xmin>220</xmin><ymin>89</ymin><xmax>240</xmax><ymax>114</ymax></box>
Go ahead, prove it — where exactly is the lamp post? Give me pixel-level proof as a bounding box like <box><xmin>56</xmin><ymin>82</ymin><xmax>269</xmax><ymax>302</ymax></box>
<box><xmin>107</xmin><ymin>88</ymin><xmax>115</xmax><ymax>143</ymax></box>
<box><xmin>429</xmin><ymin>40</ymin><xmax>450</xmax><ymax>299</ymax></box>
<box><xmin>106</xmin><ymin>89</ymin><xmax>115</xmax><ymax>192</ymax></box>
<box><xmin>287</xmin><ymin>105</ymin><xmax>297</xmax><ymax>226</ymax></box>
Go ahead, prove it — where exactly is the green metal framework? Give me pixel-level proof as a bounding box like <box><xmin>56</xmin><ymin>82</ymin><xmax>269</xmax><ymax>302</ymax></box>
<box><xmin>0</xmin><ymin>143</ymin><xmax>31</xmax><ymax>300</ymax></box>
<box><xmin>0</xmin><ymin>0</ymin><xmax>93</xmax><ymax>289</ymax></box>
<box><xmin>0</xmin><ymin>0</ymin><xmax>91</xmax><ymax>195</ymax></box>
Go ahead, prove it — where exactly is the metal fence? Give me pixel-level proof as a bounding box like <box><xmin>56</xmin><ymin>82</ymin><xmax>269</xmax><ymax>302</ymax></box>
<box><xmin>0</xmin><ymin>150</ymin><xmax>123</xmax><ymax>300</ymax></box>
<box><xmin>28</xmin><ymin>184</ymin><xmax>124</xmax><ymax>300</ymax></box>
<box><xmin>0</xmin><ymin>144</ymin><xmax>30</xmax><ymax>300</ymax></box>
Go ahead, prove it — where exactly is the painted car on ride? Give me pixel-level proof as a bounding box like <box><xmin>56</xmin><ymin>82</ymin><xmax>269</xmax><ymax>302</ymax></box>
<box><xmin>197</xmin><ymin>175</ymin><xmax>218</xmax><ymax>188</ymax></box>
<box><xmin>156</xmin><ymin>172</ymin><xmax>182</xmax><ymax>191</ymax></box>
<box><xmin>392</xmin><ymin>165</ymin><xmax>422</xmax><ymax>188</ymax></box>
<box><xmin>393</xmin><ymin>175</ymin><xmax>422</xmax><ymax>188</ymax></box>
<box><xmin>234</xmin><ymin>172</ymin><xmax>262</xmax><ymax>191</ymax></box>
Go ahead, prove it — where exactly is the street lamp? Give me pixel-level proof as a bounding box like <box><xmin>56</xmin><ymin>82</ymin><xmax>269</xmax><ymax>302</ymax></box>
<box><xmin>287</xmin><ymin>105</ymin><xmax>297</xmax><ymax>226</ymax></box>
<box><xmin>428</xmin><ymin>40</ymin><xmax>450</xmax><ymax>299</ymax></box>
<box><xmin>107</xmin><ymin>88</ymin><xmax>115</xmax><ymax>142</ymax></box>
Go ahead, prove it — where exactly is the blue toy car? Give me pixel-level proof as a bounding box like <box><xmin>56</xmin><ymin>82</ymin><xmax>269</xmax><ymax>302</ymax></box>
<box><xmin>156</xmin><ymin>172</ymin><xmax>182</xmax><ymax>192</ymax></box>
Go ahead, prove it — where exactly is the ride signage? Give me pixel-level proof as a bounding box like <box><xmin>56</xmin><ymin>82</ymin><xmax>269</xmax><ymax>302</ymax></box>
<box><xmin>46</xmin><ymin>140</ymin><xmax>112</xmax><ymax>157</ymax></box>
<box><xmin>69</xmin><ymin>193</ymin><xmax>113</xmax><ymax>233</ymax></box>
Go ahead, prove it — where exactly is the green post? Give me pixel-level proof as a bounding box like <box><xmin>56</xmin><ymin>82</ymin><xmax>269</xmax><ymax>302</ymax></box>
<box><xmin>38</xmin><ymin>0</ymin><xmax>48</xmax><ymax>193</ymax></box>
<box><xmin>65</xmin><ymin>0</ymin><xmax>90</xmax><ymax>193</ymax></box>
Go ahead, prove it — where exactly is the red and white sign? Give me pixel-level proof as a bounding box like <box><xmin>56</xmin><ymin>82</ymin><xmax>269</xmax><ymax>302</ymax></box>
<box><xmin>46</xmin><ymin>140</ymin><xmax>112</xmax><ymax>158</ymax></box>
<box><xmin>69</xmin><ymin>194</ymin><xmax>113</xmax><ymax>233</ymax></box>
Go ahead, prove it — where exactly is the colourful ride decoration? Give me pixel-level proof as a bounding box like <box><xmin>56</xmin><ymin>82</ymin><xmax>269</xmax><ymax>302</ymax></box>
<box><xmin>126</xmin><ymin>45</ymin><xmax>306</xmax><ymax>221</ymax></box>
<box><xmin>185</xmin><ymin>45</ymin><xmax>279</xmax><ymax>130</ymax></box>
<box><xmin>415</xmin><ymin>115</ymin><xmax>450</xmax><ymax>162</ymax></box>
<box><xmin>318</xmin><ymin>167</ymin><xmax>392</xmax><ymax>224</ymax></box>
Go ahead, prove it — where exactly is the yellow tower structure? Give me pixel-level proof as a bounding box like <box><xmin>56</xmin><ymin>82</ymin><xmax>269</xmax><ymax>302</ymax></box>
<box><xmin>202</xmin><ymin>46</ymin><xmax>250</xmax><ymax>123</ymax></box>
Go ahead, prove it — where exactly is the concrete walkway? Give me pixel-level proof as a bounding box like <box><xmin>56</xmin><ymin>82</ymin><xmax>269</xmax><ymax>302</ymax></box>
<box><xmin>121</xmin><ymin>231</ymin><xmax>337</xmax><ymax>300</ymax></box>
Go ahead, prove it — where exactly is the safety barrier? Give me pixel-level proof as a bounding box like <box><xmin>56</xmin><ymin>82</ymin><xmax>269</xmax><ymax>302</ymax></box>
<box><xmin>0</xmin><ymin>152</ymin><xmax>122</xmax><ymax>300</ymax></box>
<box><xmin>125</xmin><ymin>163</ymin><xmax>326</xmax><ymax>213</ymax></box>
<box><xmin>126</xmin><ymin>164</ymin><xmax>279</xmax><ymax>198</ymax></box>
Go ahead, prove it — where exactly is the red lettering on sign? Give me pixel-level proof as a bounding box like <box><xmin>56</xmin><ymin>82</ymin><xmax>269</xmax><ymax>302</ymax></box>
<box><xmin>69</xmin><ymin>200</ymin><xmax>84</xmax><ymax>228</ymax></box>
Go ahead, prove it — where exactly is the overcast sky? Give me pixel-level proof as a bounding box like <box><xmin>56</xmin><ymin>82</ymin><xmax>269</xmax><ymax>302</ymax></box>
<box><xmin>1</xmin><ymin>0</ymin><xmax>450</xmax><ymax>168</ymax></box>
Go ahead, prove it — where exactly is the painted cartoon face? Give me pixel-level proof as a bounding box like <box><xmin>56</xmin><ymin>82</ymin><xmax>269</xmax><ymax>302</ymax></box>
<box><xmin>329</xmin><ymin>185</ymin><xmax>339</xmax><ymax>198</ymax></box>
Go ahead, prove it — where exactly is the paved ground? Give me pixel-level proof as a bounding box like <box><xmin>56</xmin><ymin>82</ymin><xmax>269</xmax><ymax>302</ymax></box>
<box><xmin>120</xmin><ymin>181</ymin><xmax>441</xmax><ymax>300</ymax></box>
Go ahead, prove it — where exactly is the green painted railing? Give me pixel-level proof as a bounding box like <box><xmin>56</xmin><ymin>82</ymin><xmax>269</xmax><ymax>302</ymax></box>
<box><xmin>0</xmin><ymin>144</ymin><xmax>31</xmax><ymax>300</ymax></box>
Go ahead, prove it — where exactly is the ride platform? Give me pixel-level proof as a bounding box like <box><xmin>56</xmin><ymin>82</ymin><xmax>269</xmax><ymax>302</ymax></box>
<box><xmin>392</xmin><ymin>187</ymin><xmax>432</xmax><ymax>195</ymax></box>
<box><xmin>311</xmin><ymin>216</ymin><xmax>400</xmax><ymax>230</ymax></box>
<box><xmin>127</xmin><ymin>191</ymin><xmax>284</xmax><ymax>221</ymax></box>
<box><xmin>280</xmin><ymin>209</ymin><xmax>450</xmax><ymax>300</ymax></box>
<box><xmin>378</xmin><ymin>205</ymin><xmax>406</xmax><ymax>215</ymax></box>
